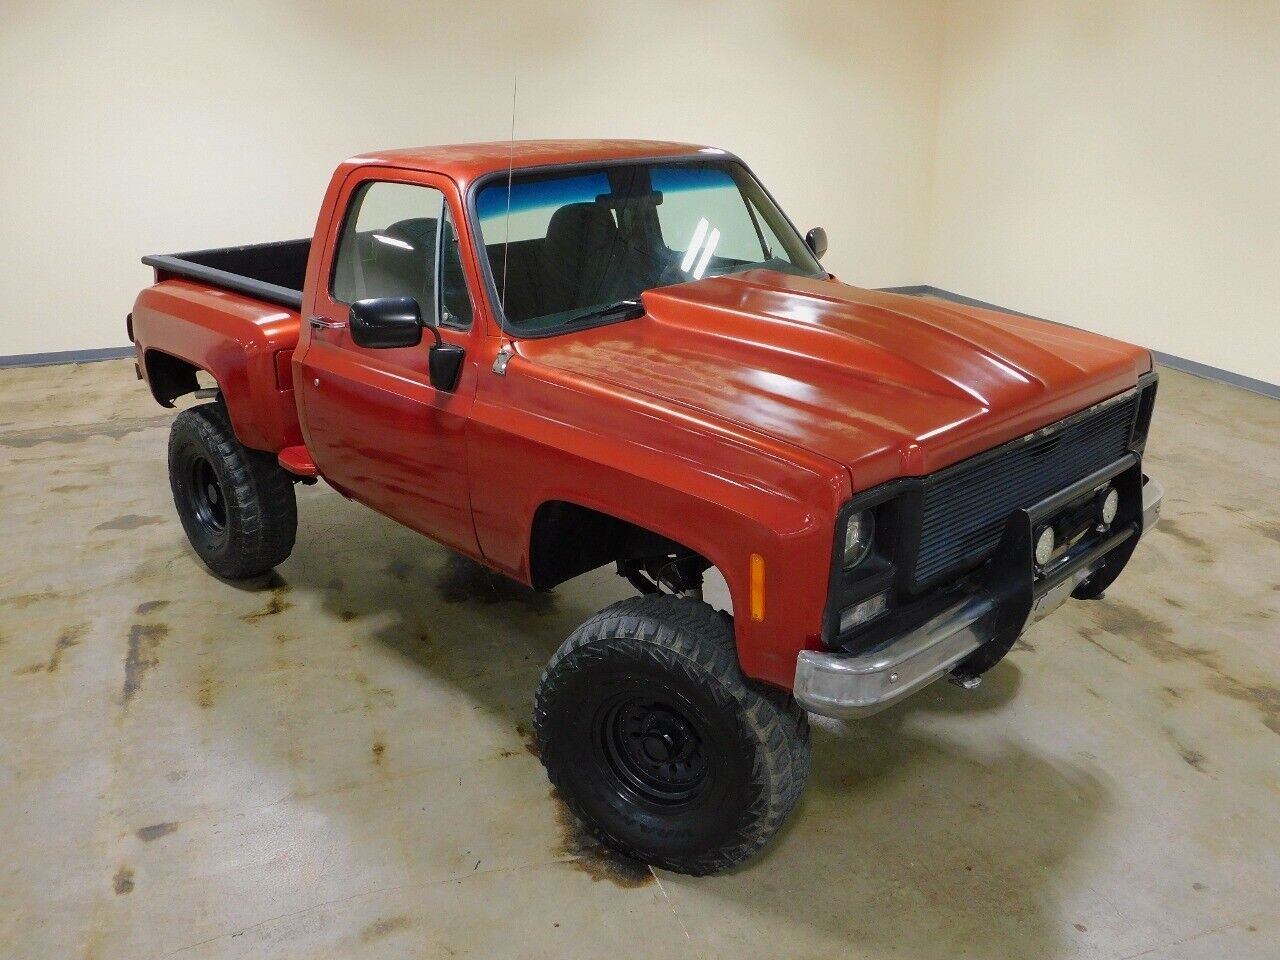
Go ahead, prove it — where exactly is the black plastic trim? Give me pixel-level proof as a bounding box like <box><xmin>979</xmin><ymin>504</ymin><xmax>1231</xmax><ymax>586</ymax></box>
<box><xmin>142</xmin><ymin>247</ymin><xmax>304</xmax><ymax>311</ymax></box>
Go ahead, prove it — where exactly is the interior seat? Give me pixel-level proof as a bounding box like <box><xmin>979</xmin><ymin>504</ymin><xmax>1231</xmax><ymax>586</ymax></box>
<box><xmin>542</xmin><ymin>203</ymin><xmax>626</xmax><ymax>311</ymax></box>
<box><xmin>368</xmin><ymin>217</ymin><xmax>438</xmax><ymax>307</ymax></box>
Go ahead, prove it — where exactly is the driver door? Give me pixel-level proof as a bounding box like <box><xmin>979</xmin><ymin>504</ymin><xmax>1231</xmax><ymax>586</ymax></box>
<box><xmin>295</xmin><ymin>172</ymin><xmax>481</xmax><ymax>555</ymax></box>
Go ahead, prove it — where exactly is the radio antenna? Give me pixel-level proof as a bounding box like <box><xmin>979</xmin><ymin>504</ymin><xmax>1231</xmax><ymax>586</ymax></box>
<box><xmin>500</xmin><ymin>77</ymin><xmax>517</xmax><ymax>313</ymax></box>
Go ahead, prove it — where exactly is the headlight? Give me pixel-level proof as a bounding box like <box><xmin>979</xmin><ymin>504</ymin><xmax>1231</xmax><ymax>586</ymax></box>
<box><xmin>842</xmin><ymin>510</ymin><xmax>875</xmax><ymax>569</ymax></box>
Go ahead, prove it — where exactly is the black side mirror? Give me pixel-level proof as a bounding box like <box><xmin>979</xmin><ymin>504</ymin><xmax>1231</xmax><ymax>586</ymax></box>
<box><xmin>805</xmin><ymin>227</ymin><xmax>828</xmax><ymax>260</ymax></box>
<box><xmin>348</xmin><ymin>296</ymin><xmax>465</xmax><ymax>391</ymax></box>
<box><xmin>349</xmin><ymin>297</ymin><xmax>423</xmax><ymax>349</ymax></box>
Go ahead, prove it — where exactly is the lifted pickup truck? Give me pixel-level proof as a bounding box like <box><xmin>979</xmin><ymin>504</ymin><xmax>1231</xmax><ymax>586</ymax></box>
<box><xmin>131</xmin><ymin>140</ymin><xmax>1162</xmax><ymax>874</ymax></box>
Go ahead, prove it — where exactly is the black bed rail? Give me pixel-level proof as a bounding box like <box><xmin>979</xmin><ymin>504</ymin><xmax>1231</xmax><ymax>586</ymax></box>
<box><xmin>141</xmin><ymin>239</ymin><xmax>308</xmax><ymax>311</ymax></box>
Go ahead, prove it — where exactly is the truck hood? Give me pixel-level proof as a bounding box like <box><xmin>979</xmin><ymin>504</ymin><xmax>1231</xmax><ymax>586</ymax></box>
<box><xmin>519</xmin><ymin>271</ymin><xmax>1152</xmax><ymax>489</ymax></box>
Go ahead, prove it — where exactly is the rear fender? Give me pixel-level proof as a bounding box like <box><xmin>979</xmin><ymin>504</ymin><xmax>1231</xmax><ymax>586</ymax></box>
<box><xmin>132</xmin><ymin>281</ymin><xmax>302</xmax><ymax>452</ymax></box>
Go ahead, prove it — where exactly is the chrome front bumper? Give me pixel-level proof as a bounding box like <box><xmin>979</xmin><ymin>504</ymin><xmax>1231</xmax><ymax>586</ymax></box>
<box><xmin>794</xmin><ymin>474</ymin><xmax>1164</xmax><ymax>719</ymax></box>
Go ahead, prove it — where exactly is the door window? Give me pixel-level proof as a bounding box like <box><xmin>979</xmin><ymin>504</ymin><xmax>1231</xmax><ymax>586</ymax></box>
<box><xmin>331</xmin><ymin>181</ymin><xmax>444</xmax><ymax>319</ymax></box>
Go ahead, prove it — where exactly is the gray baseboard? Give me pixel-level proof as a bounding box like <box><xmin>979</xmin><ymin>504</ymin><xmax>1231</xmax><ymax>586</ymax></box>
<box><xmin>881</xmin><ymin>286</ymin><xmax>1280</xmax><ymax>400</ymax></box>
<box><xmin>0</xmin><ymin>346</ymin><xmax>134</xmax><ymax>369</ymax></box>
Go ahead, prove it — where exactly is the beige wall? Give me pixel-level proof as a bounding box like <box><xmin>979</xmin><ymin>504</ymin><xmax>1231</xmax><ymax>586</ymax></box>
<box><xmin>0</xmin><ymin>0</ymin><xmax>942</xmax><ymax>357</ymax></box>
<box><xmin>8</xmin><ymin>1</ymin><xmax>1277</xmax><ymax>387</ymax></box>
<box><xmin>928</xmin><ymin>1</ymin><xmax>1280</xmax><ymax>385</ymax></box>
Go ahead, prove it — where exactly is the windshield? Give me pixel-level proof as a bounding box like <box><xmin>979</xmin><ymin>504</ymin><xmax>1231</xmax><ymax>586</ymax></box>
<box><xmin>474</xmin><ymin>159</ymin><xmax>824</xmax><ymax>333</ymax></box>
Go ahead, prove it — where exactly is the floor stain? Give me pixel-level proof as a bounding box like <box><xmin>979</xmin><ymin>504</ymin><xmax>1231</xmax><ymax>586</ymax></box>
<box><xmin>1077</xmin><ymin>627</ymin><xmax>1130</xmax><ymax>665</ymax></box>
<box><xmin>135</xmin><ymin>600</ymin><xmax>170</xmax><ymax>615</ymax></box>
<box><xmin>93</xmin><ymin>514</ymin><xmax>164</xmax><ymax>533</ymax></box>
<box><xmin>1090</xmin><ymin>600</ymin><xmax>1214</xmax><ymax>666</ymax></box>
<box><xmin>15</xmin><ymin>623</ymin><xmax>88</xmax><ymax>676</ymax></box>
<box><xmin>1177</xmin><ymin>744</ymin><xmax>1209</xmax><ymax>774</ymax></box>
<box><xmin>1155</xmin><ymin>517</ymin><xmax>1213</xmax><ymax>559</ymax></box>
<box><xmin>46</xmin><ymin>623</ymin><xmax>87</xmax><ymax>672</ymax></box>
<box><xmin>1208</xmin><ymin>675</ymin><xmax>1280</xmax><ymax>738</ymax></box>
<box><xmin>112</xmin><ymin>866</ymin><xmax>134</xmax><ymax>895</ymax></box>
<box><xmin>241</xmin><ymin>588</ymin><xmax>293</xmax><ymax>623</ymax></box>
<box><xmin>197</xmin><ymin>660</ymin><xmax>221</xmax><ymax>709</ymax></box>
<box><xmin>1248</xmin><ymin>520</ymin><xmax>1280</xmax><ymax>545</ymax></box>
<box><xmin>136</xmin><ymin>822</ymin><xmax>179</xmax><ymax>842</ymax></box>
<box><xmin>371</xmin><ymin>740</ymin><xmax>386</xmax><ymax>764</ymax></box>
<box><xmin>122</xmin><ymin>623</ymin><xmax>168</xmax><ymax>707</ymax></box>
<box><xmin>1094</xmin><ymin>602</ymin><xmax>1280</xmax><ymax>737</ymax></box>
<box><xmin>516</xmin><ymin>722</ymin><xmax>540</xmax><ymax>757</ymax></box>
<box><xmin>1</xmin><ymin>590</ymin><xmax>59</xmax><ymax>610</ymax></box>
<box><xmin>552</xmin><ymin>794</ymin><xmax>652</xmax><ymax>888</ymax></box>
<box><xmin>0</xmin><ymin>414</ymin><xmax>170</xmax><ymax>448</ymax></box>
<box><xmin>360</xmin><ymin>915</ymin><xmax>411</xmax><ymax>944</ymax></box>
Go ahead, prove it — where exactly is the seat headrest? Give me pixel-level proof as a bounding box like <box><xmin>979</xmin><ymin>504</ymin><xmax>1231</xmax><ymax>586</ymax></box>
<box><xmin>544</xmin><ymin>203</ymin><xmax>617</xmax><ymax>272</ymax></box>
<box><xmin>375</xmin><ymin>218</ymin><xmax>438</xmax><ymax>302</ymax></box>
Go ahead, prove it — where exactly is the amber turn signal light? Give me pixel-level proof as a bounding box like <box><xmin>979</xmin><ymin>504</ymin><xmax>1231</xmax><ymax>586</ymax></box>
<box><xmin>749</xmin><ymin>553</ymin><xmax>765</xmax><ymax>622</ymax></box>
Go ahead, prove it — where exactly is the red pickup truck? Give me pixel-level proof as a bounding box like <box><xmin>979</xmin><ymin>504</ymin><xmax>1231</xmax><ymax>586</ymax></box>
<box><xmin>130</xmin><ymin>139</ymin><xmax>1163</xmax><ymax>874</ymax></box>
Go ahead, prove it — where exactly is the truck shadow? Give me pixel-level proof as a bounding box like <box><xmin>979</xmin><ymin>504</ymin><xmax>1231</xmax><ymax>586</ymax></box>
<box><xmin>256</xmin><ymin>496</ymin><xmax>1108</xmax><ymax>960</ymax></box>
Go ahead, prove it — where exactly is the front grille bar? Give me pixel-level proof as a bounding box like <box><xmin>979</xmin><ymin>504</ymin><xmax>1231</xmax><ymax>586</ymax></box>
<box><xmin>911</xmin><ymin>390</ymin><xmax>1140</xmax><ymax>588</ymax></box>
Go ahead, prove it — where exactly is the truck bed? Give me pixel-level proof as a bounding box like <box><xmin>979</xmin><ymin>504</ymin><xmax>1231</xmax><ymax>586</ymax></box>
<box><xmin>142</xmin><ymin>239</ymin><xmax>309</xmax><ymax>310</ymax></box>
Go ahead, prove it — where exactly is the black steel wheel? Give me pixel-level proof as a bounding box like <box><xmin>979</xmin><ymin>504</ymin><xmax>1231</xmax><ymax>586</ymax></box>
<box><xmin>184</xmin><ymin>453</ymin><xmax>229</xmax><ymax>544</ymax></box>
<box><xmin>168</xmin><ymin>403</ymin><xmax>296</xmax><ymax>580</ymax></box>
<box><xmin>599</xmin><ymin>694</ymin><xmax>710</xmax><ymax>805</ymax></box>
<box><xmin>534</xmin><ymin>595</ymin><xmax>811</xmax><ymax>875</ymax></box>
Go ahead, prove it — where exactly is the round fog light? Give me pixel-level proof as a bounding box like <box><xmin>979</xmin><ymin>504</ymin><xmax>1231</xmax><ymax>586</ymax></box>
<box><xmin>1034</xmin><ymin>526</ymin><xmax>1056</xmax><ymax>566</ymax></box>
<box><xmin>1100</xmin><ymin>487</ymin><xmax>1119</xmax><ymax>525</ymax></box>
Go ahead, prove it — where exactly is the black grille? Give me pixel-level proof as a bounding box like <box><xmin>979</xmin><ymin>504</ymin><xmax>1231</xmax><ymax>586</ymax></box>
<box><xmin>913</xmin><ymin>393</ymin><xmax>1139</xmax><ymax>586</ymax></box>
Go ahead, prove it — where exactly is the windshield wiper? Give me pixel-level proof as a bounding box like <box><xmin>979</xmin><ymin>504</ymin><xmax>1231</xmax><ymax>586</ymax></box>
<box><xmin>560</xmin><ymin>299</ymin><xmax>645</xmax><ymax>327</ymax></box>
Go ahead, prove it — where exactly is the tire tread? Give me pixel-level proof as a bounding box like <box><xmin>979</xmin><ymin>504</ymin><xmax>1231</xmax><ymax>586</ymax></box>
<box><xmin>168</xmin><ymin>403</ymin><xmax>296</xmax><ymax>579</ymax></box>
<box><xmin>535</xmin><ymin>595</ymin><xmax>810</xmax><ymax>875</ymax></box>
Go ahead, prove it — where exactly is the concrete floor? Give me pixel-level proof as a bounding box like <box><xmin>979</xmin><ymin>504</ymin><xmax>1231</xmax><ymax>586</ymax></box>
<box><xmin>0</xmin><ymin>359</ymin><xmax>1277</xmax><ymax>960</ymax></box>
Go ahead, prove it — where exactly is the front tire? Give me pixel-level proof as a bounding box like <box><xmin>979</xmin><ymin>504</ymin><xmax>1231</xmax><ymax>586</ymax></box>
<box><xmin>534</xmin><ymin>595</ymin><xmax>810</xmax><ymax>875</ymax></box>
<box><xmin>168</xmin><ymin>403</ymin><xmax>297</xmax><ymax>580</ymax></box>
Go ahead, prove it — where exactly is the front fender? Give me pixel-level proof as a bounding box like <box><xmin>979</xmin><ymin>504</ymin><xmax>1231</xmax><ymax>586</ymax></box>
<box><xmin>467</xmin><ymin>354</ymin><xmax>849</xmax><ymax>688</ymax></box>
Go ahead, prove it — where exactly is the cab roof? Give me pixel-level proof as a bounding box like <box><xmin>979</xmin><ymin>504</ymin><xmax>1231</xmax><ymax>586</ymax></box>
<box><xmin>346</xmin><ymin>139</ymin><xmax>723</xmax><ymax>186</ymax></box>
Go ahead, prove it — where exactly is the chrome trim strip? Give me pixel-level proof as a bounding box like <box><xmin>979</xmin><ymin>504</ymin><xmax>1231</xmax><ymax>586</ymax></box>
<box><xmin>795</xmin><ymin>591</ymin><xmax>996</xmax><ymax>719</ymax></box>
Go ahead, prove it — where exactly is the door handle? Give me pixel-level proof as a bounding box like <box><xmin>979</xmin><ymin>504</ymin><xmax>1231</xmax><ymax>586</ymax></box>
<box><xmin>308</xmin><ymin>315</ymin><xmax>347</xmax><ymax>330</ymax></box>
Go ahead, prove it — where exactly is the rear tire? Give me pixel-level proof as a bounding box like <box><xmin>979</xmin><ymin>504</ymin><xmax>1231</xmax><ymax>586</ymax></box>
<box><xmin>534</xmin><ymin>595</ymin><xmax>810</xmax><ymax>875</ymax></box>
<box><xmin>168</xmin><ymin>403</ymin><xmax>296</xmax><ymax>580</ymax></box>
